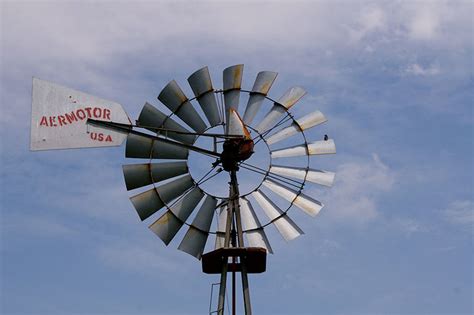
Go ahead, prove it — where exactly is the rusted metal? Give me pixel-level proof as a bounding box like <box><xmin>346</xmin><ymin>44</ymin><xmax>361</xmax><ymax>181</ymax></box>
<box><xmin>277</xmin><ymin>86</ymin><xmax>306</xmax><ymax>109</ymax></box>
<box><xmin>138</xmin><ymin>102</ymin><xmax>196</xmax><ymax>144</ymax></box>
<box><xmin>158</xmin><ymin>80</ymin><xmax>207</xmax><ymax>133</ymax></box>
<box><xmin>188</xmin><ymin>66</ymin><xmax>222</xmax><ymax>127</ymax></box>
<box><xmin>178</xmin><ymin>195</ymin><xmax>218</xmax><ymax>259</ymax></box>
<box><xmin>130</xmin><ymin>175</ymin><xmax>194</xmax><ymax>221</ymax></box>
<box><xmin>223</xmin><ymin>65</ymin><xmax>244</xmax><ymax>127</ymax></box>
<box><xmin>149</xmin><ymin>187</ymin><xmax>204</xmax><ymax>245</ymax></box>
<box><xmin>242</xmin><ymin>71</ymin><xmax>278</xmax><ymax>125</ymax></box>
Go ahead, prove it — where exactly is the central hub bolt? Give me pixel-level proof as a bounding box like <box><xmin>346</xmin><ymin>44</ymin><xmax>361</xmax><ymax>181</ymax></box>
<box><xmin>221</xmin><ymin>138</ymin><xmax>255</xmax><ymax>172</ymax></box>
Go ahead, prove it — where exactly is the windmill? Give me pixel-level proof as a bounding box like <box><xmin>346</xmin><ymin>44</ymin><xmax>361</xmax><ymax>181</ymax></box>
<box><xmin>30</xmin><ymin>65</ymin><xmax>336</xmax><ymax>314</ymax></box>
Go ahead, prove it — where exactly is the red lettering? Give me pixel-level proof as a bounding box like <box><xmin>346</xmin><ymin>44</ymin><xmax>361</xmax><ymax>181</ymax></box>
<box><xmin>103</xmin><ymin>109</ymin><xmax>111</xmax><ymax>120</ymax></box>
<box><xmin>93</xmin><ymin>107</ymin><xmax>102</xmax><ymax>118</ymax></box>
<box><xmin>84</xmin><ymin>107</ymin><xmax>93</xmax><ymax>118</ymax></box>
<box><xmin>98</xmin><ymin>133</ymin><xmax>104</xmax><ymax>141</ymax></box>
<box><xmin>90</xmin><ymin>132</ymin><xmax>97</xmax><ymax>140</ymax></box>
<box><xmin>105</xmin><ymin>135</ymin><xmax>112</xmax><ymax>142</ymax></box>
<box><xmin>76</xmin><ymin>109</ymin><xmax>86</xmax><ymax>120</ymax></box>
<box><xmin>39</xmin><ymin>116</ymin><xmax>48</xmax><ymax>126</ymax></box>
<box><xmin>58</xmin><ymin>115</ymin><xmax>67</xmax><ymax>126</ymax></box>
<box><xmin>40</xmin><ymin>107</ymin><xmax>112</xmax><ymax>128</ymax></box>
<box><xmin>49</xmin><ymin>116</ymin><xmax>57</xmax><ymax>127</ymax></box>
<box><xmin>65</xmin><ymin>111</ymin><xmax>77</xmax><ymax>124</ymax></box>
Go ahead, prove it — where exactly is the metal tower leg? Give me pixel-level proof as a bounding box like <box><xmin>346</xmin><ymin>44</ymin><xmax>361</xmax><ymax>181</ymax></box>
<box><xmin>217</xmin><ymin>177</ymin><xmax>234</xmax><ymax>315</ymax></box>
<box><xmin>216</xmin><ymin>170</ymin><xmax>253</xmax><ymax>315</ymax></box>
<box><xmin>230</xmin><ymin>170</ymin><xmax>252</xmax><ymax>315</ymax></box>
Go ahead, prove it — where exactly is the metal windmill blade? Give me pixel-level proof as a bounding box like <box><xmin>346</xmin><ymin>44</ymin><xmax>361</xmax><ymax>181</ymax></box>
<box><xmin>188</xmin><ymin>66</ymin><xmax>222</xmax><ymax>127</ymax></box>
<box><xmin>31</xmin><ymin>65</ymin><xmax>338</xmax><ymax>315</ymax></box>
<box><xmin>242</xmin><ymin>71</ymin><xmax>278</xmax><ymax>125</ymax></box>
<box><xmin>223</xmin><ymin>64</ymin><xmax>243</xmax><ymax>131</ymax></box>
<box><xmin>158</xmin><ymin>80</ymin><xmax>208</xmax><ymax>133</ymax></box>
<box><xmin>270</xmin><ymin>139</ymin><xmax>336</xmax><ymax>158</ymax></box>
<box><xmin>266</xmin><ymin>110</ymin><xmax>327</xmax><ymax>145</ymax></box>
<box><xmin>255</xmin><ymin>86</ymin><xmax>306</xmax><ymax>134</ymax></box>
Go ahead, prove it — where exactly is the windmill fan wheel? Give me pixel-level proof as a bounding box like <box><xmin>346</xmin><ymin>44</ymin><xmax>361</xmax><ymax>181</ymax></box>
<box><xmin>122</xmin><ymin>65</ymin><xmax>336</xmax><ymax>260</ymax></box>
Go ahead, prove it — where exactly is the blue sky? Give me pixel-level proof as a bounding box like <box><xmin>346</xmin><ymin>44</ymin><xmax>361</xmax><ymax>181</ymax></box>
<box><xmin>1</xmin><ymin>1</ymin><xmax>473</xmax><ymax>314</ymax></box>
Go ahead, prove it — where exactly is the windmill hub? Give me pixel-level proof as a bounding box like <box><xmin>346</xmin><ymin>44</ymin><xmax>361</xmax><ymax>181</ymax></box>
<box><xmin>221</xmin><ymin>137</ymin><xmax>255</xmax><ymax>172</ymax></box>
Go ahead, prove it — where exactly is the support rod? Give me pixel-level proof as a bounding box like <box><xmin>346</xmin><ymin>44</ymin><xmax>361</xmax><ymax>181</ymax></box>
<box><xmin>217</xmin><ymin>179</ymin><xmax>234</xmax><ymax>315</ymax></box>
<box><xmin>230</xmin><ymin>170</ymin><xmax>252</xmax><ymax>315</ymax></box>
<box><xmin>86</xmin><ymin>119</ymin><xmax>221</xmax><ymax>158</ymax></box>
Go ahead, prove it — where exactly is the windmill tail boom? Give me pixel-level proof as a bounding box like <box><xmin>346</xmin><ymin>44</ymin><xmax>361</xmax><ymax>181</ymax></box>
<box><xmin>30</xmin><ymin>78</ymin><xmax>131</xmax><ymax>151</ymax></box>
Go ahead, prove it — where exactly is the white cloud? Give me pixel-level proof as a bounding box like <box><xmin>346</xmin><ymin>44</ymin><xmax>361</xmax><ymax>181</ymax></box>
<box><xmin>319</xmin><ymin>153</ymin><xmax>396</xmax><ymax>225</ymax></box>
<box><xmin>391</xmin><ymin>217</ymin><xmax>429</xmax><ymax>237</ymax></box>
<box><xmin>442</xmin><ymin>200</ymin><xmax>474</xmax><ymax>226</ymax></box>
<box><xmin>408</xmin><ymin>6</ymin><xmax>440</xmax><ymax>40</ymax></box>
<box><xmin>405</xmin><ymin>63</ymin><xmax>440</xmax><ymax>76</ymax></box>
<box><xmin>349</xmin><ymin>6</ymin><xmax>386</xmax><ymax>42</ymax></box>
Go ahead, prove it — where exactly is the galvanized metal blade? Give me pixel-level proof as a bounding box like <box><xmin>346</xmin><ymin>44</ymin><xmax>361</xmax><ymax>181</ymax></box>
<box><xmin>270</xmin><ymin>165</ymin><xmax>335</xmax><ymax>187</ymax></box>
<box><xmin>158</xmin><ymin>80</ymin><xmax>207</xmax><ymax>133</ymax></box>
<box><xmin>130</xmin><ymin>174</ymin><xmax>194</xmax><ymax>221</ymax></box>
<box><xmin>255</xmin><ymin>86</ymin><xmax>306</xmax><ymax>133</ymax></box>
<box><xmin>125</xmin><ymin>133</ymin><xmax>189</xmax><ymax>160</ymax></box>
<box><xmin>266</xmin><ymin>110</ymin><xmax>327</xmax><ymax>145</ymax></box>
<box><xmin>242</xmin><ymin>71</ymin><xmax>278</xmax><ymax>125</ymax></box>
<box><xmin>149</xmin><ymin>187</ymin><xmax>204</xmax><ymax>245</ymax></box>
<box><xmin>262</xmin><ymin>179</ymin><xmax>323</xmax><ymax>217</ymax></box>
<box><xmin>227</xmin><ymin>109</ymin><xmax>251</xmax><ymax>139</ymax></box>
<box><xmin>122</xmin><ymin>162</ymin><xmax>188</xmax><ymax>191</ymax></box>
<box><xmin>188</xmin><ymin>66</ymin><xmax>221</xmax><ymax>127</ymax></box>
<box><xmin>138</xmin><ymin>102</ymin><xmax>196</xmax><ymax>144</ymax></box>
<box><xmin>240</xmin><ymin>198</ymin><xmax>273</xmax><ymax>253</ymax></box>
<box><xmin>178</xmin><ymin>195</ymin><xmax>218</xmax><ymax>259</ymax></box>
<box><xmin>271</xmin><ymin>139</ymin><xmax>336</xmax><ymax>158</ymax></box>
<box><xmin>214</xmin><ymin>204</ymin><xmax>227</xmax><ymax>250</ymax></box>
<box><xmin>223</xmin><ymin>64</ymin><xmax>243</xmax><ymax>128</ymax></box>
<box><xmin>251</xmin><ymin>190</ymin><xmax>303</xmax><ymax>241</ymax></box>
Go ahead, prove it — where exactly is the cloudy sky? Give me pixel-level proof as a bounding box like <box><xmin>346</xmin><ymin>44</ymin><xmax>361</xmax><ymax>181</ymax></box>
<box><xmin>1</xmin><ymin>1</ymin><xmax>473</xmax><ymax>314</ymax></box>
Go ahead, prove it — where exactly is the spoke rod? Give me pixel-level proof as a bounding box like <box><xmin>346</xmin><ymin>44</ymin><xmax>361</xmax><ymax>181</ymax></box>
<box><xmin>87</xmin><ymin>119</ymin><xmax>221</xmax><ymax>158</ymax></box>
<box><xmin>239</xmin><ymin>163</ymin><xmax>304</xmax><ymax>189</ymax></box>
<box><xmin>136</xmin><ymin>123</ymin><xmax>243</xmax><ymax>139</ymax></box>
<box><xmin>252</xmin><ymin>113</ymin><xmax>293</xmax><ymax>145</ymax></box>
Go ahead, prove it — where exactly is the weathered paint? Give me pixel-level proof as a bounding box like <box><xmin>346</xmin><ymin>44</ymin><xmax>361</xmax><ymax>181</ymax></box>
<box><xmin>266</xmin><ymin>110</ymin><xmax>327</xmax><ymax>145</ymax></box>
<box><xmin>138</xmin><ymin>102</ymin><xmax>196</xmax><ymax>144</ymax></box>
<box><xmin>242</xmin><ymin>71</ymin><xmax>278</xmax><ymax>125</ymax></box>
<box><xmin>158</xmin><ymin>80</ymin><xmax>207</xmax><ymax>133</ymax></box>
<box><xmin>270</xmin><ymin>139</ymin><xmax>336</xmax><ymax>158</ymax></box>
<box><xmin>251</xmin><ymin>190</ymin><xmax>303</xmax><ymax>241</ymax></box>
<box><xmin>149</xmin><ymin>187</ymin><xmax>204</xmax><ymax>245</ymax></box>
<box><xmin>262</xmin><ymin>179</ymin><xmax>323</xmax><ymax>217</ymax></box>
<box><xmin>30</xmin><ymin>78</ymin><xmax>130</xmax><ymax>150</ymax></box>
<box><xmin>276</xmin><ymin>86</ymin><xmax>306</xmax><ymax>109</ymax></box>
<box><xmin>240</xmin><ymin>198</ymin><xmax>273</xmax><ymax>253</ymax></box>
<box><xmin>188</xmin><ymin>66</ymin><xmax>221</xmax><ymax>126</ymax></box>
<box><xmin>270</xmin><ymin>165</ymin><xmax>335</xmax><ymax>187</ymax></box>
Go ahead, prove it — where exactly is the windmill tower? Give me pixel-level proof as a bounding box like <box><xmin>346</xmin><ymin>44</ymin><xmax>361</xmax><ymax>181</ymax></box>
<box><xmin>31</xmin><ymin>65</ymin><xmax>336</xmax><ymax>314</ymax></box>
